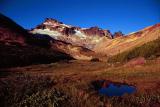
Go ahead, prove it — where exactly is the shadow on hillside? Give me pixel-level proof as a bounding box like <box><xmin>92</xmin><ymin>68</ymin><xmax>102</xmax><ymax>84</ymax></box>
<box><xmin>0</xmin><ymin>43</ymin><xmax>73</xmax><ymax>68</ymax></box>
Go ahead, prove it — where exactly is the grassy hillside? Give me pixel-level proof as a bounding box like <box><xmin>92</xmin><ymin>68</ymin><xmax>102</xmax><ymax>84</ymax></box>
<box><xmin>108</xmin><ymin>37</ymin><xmax>160</xmax><ymax>63</ymax></box>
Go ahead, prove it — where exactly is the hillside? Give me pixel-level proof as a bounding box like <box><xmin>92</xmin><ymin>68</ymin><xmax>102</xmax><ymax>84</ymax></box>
<box><xmin>108</xmin><ymin>37</ymin><xmax>160</xmax><ymax>63</ymax></box>
<box><xmin>94</xmin><ymin>24</ymin><xmax>160</xmax><ymax>57</ymax></box>
<box><xmin>0</xmin><ymin>14</ymin><xmax>73</xmax><ymax>68</ymax></box>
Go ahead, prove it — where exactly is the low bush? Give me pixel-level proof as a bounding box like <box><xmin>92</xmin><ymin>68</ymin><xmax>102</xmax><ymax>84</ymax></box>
<box><xmin>90</xmin><ymin>58</ymin><xmax>100</xmax><ymax>62</ymax></box>
<box><xmin>0</xmin><ymin>74</ymin><xmax>68</xmax><ymax>107</ymax></box>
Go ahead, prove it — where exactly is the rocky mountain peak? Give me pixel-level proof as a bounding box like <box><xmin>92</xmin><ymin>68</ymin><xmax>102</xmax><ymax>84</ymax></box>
<box><xmin>43</xmin><ymin>18</ymin><xmax>63</xmax><ymax>25</ymax></box>
<box><xmin>31</xmin><ymin>18</ymin><xmax>114</xmax><ymax>50</ymax></box>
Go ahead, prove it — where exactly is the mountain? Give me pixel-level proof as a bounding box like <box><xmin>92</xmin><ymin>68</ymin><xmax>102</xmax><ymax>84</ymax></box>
<box><xmin>0</xmin><ymin>13</ymin><xmax>73</xmax><ymax>68</ymax></box>
<box><xmin>30</xmin><ymin>18</ymin><xmax>102</xmax><ymax>60</ymax></box>
<box><xmin>108</xmin><ymin>37</ymin><xmax>160</xmax><ymax>63</ymax></box>
<box><xmin>31</xmin><ymin>18</ymin><xmax>112</xmax><ymax>50</ymax></box>
<box><xmin>1</xmin><ymin>13</ymin><xmax>159</xmax><ymax>67</ymax></box>
<box><xmin>31</xmin><ymin>18</ymin><xmax>160</xmax><ymax>60</ymax></box>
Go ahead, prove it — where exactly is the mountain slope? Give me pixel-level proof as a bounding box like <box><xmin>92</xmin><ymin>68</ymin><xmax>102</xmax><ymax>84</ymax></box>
<box><xmin>0</xmin><ymin>13</ymin><xmax>27</xmax><ymax>34</ymax></box>
<box><xmin>50</xmin><ymin>40</ymin><xmax>95</xmax><ymax>60</ymax></box>
<box><xmin>30</xmin><ymin>18</ymin><xmax>97</xmax><ymax>60</ymax></box>
<box><xmin>94</xmin><ymin>24</ymin><xmax>160</xmax><ymax>57</ymax></box>
<box><xmin>108</xmin><ymin>37</ymin><xmax>160</xmax><ymax>62</ymax></box>
<box><xmin>0</xmin><ymin>14</ymin><xmax>73</xmax><ymax>68</ymax></box>
<box><xmin>0</xmin><ymin>13</ymin><xmax>28</xmax><ymax>45</ymax></box>
<box><xmin>31</xmin><ymin>18</ymin><xmax>160</xmax><ymax>60</ymax></box>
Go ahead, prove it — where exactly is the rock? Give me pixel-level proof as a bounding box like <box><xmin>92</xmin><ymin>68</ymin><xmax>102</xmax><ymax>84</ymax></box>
<box><xmin>113</xmin><ymin>31</ymin><xmax>124</xmax><ymax>38</ymax></box>
<box><xmin>82</xmin><ymin>26</ymin><xmax>111</xmax><ymax>37</ymax></box>
<box><xmin>62</xmin><ymin>27</ymin><xmax>76</xmax><ymax>36</ymax></box>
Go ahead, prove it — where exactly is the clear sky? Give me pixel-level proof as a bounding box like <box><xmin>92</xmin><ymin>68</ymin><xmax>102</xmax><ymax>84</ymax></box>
<box><xmin>0</xmin><ymin>0</ymin><xmax>160</xmax><ymax>34</ymax></box>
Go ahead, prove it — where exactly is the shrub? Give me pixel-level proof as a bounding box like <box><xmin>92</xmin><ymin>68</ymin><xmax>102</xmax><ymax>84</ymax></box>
<box><xmin>90</xmin><ymin>58</ymin><xmax>100</xmax><ymax>62</ymax></box>
<box><xmin>0</xmin><ymin>74</ymin><xmax>68</xmax><ymax>107</ymax></box>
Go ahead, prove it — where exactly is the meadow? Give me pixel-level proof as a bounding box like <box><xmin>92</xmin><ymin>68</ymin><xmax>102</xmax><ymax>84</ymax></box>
<box><xmin>0</xmin><ymin>59</ymin><xmax>159</xmax><ymax>107</ymax></box>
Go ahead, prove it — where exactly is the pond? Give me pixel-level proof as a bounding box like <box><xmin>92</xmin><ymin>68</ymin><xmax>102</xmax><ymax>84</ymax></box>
<box><xmin>91</xmin><ymin>80</ymin><xmax>136</xmax><ymax>97</ymax></box>
<box><xmin>98</xmin><ymin>83</ymin><xmax>136</xmax><ymax>97</ymax></box>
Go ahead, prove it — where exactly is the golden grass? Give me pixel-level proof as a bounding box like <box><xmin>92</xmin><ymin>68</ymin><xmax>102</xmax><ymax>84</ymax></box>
<box><xmin>1</xmin><ymin>59</ymin><xmax>160</xmax><ymax>107</ymax></box>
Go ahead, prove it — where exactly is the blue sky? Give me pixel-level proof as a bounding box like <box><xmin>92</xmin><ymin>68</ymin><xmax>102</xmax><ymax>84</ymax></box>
<box><xmin>0</xmin><ymin>0</ymin><xmax>160</xmax><ymax>34</ymax></box>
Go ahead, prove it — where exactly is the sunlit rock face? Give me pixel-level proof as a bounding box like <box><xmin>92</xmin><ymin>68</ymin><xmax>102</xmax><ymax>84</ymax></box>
<box><xmin>112</xmin><ymin>31</ymin><xmax>124</xmax><ymax>38</ymax></box>
<box><xmin>31</xmin><ymin>18</ymin><xmax>112</xmax><ymax>50</ymax></box>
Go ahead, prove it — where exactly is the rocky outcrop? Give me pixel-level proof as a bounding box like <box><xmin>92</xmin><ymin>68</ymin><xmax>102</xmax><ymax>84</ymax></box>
<box><xmin>82</xmin><ymin>26</ymin><xmax>109</xmax><ymax>37</ymax></box>
<box><xmin>62</xmin><ymin>27</ymin><xmax>76</xmax><ymax>36</ymax></box>
<box><xmin>44</xmin><ymin>18</ymin><xmax>63</xmax><ymax>26</ymax></box>
<box><xmin>113</xmin><ymin>31</ymin><xmax>124</xmax><ymax>38</ymax></box>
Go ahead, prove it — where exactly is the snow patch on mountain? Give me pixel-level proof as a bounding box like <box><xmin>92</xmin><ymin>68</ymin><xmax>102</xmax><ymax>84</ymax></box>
<box><xmin>31</xmin><ymin>28</ymin><xmax>61</xmax><ymax>39</ymax></box>
<box><xmin>61</xmin><ymin>24</ymin><xmax>72</xmax><ymax>28</ymax></box>
<box><xmin>74</xmin><ymin>30</ymin><xmax>86</xmax><ymax>39</ymax></box>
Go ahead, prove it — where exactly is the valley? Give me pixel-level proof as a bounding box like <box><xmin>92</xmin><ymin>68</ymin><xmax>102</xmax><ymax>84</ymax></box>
<box><xmin>0</xmin><ymin>13</ymin><xmax>160</xmax><ymax>107</ymax></box>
